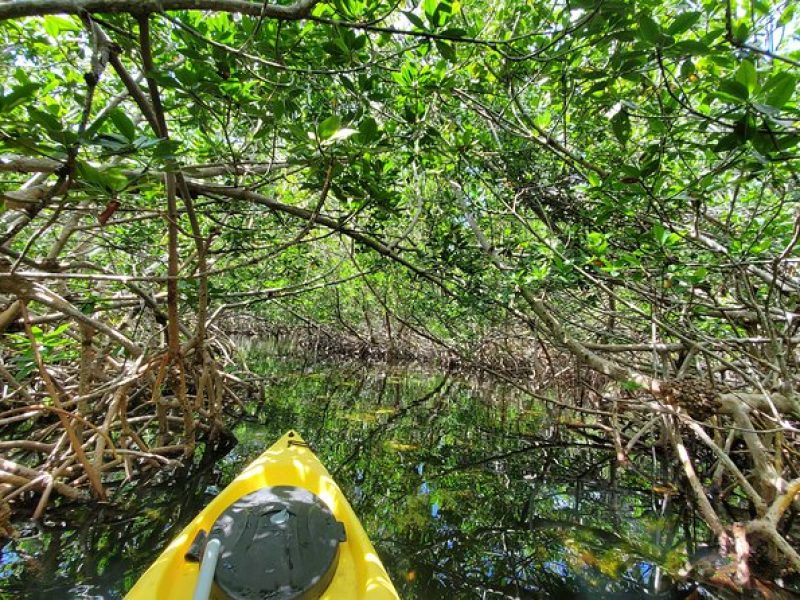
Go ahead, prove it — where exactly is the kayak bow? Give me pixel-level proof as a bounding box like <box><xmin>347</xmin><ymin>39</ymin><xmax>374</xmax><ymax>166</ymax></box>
<box><xmin>125</xmin><ymin>431</ymin><xmax>399</xmax><ymax>600</ymax></box>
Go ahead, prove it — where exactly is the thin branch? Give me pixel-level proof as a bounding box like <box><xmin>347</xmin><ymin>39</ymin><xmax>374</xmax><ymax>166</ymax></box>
<box><xmin>0</xmin><ymin>0</ymin><xmax>320</xmax><ymax>21</ymax></box>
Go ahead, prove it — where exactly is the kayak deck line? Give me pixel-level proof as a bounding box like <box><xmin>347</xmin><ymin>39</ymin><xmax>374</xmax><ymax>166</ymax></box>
<box><xmin>125</xmin><ymin>430</ymin><xmax>399</xmax><ymax>599</ymax></box>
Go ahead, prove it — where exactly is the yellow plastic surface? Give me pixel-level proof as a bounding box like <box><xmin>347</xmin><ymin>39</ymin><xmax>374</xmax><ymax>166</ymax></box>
<box><xmin>125</xmin><ymin>431</ymin><xmax>398</xmax><ymax>599</ymax></box>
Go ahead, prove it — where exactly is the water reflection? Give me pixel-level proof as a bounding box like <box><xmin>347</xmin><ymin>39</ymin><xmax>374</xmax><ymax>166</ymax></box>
<box><xmin>2</xmin><ymin>356</ymin><xmax>703</xmax><ymax>598</ymax></box>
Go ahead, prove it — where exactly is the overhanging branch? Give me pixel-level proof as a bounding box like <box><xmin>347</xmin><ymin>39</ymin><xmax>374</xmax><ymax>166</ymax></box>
<box><xmin>0</xmin><ymin>0</ymin><xmax>319</xmax><ymax>21</ymax></box>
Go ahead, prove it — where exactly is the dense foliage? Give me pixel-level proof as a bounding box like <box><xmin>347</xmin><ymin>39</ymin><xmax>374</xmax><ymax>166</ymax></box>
<box><xmin>1</xmin><ymin>0</ymin><xmax>799</xmax><ymax>589</ymax></box>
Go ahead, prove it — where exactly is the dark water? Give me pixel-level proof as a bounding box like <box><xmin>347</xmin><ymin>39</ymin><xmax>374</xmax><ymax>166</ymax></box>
<box><xmin>2</xmin><ymin>354</ymin><xmax>705</xmax><ymax>599</ymax></box>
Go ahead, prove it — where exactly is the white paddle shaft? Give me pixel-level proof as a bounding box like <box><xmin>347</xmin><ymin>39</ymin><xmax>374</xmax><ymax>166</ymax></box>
<box><xmin>192</xmin><ymin>538</ymin><xmax>222</xmax><ymax>600</ymax></box>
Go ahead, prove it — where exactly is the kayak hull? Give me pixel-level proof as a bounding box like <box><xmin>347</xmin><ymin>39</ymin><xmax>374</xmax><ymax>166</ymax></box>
<box><xmin>125</xmin><ymin>431</ymin><xmax>398</xmax><ymax>599</ymax></box>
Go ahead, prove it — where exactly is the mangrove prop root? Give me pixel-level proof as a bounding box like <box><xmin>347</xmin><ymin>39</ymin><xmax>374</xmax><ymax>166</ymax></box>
<box><xmin>0</xmin><ymin>299</ymin><xmax>241</xmax><ymax>517</ymax></box>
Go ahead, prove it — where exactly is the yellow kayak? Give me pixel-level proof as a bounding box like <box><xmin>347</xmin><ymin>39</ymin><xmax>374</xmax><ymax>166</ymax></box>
<box><xmin>125</xmin><ymin>430</ymin><xmax>399</xmax><ymax>599</ymax></box>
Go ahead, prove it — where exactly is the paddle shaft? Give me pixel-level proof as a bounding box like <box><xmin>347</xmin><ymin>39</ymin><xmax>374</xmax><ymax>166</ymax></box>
<box><xmin>192</xmin><ymin>538</ymin><xmax>222</xmax><ymax>600</ymax></box>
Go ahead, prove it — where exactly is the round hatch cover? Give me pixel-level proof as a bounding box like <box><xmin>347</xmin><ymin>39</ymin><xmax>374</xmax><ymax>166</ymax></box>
<box><xmin>209</xmin><ymin>486</ymin><xmax>346</xmax><ymax>600</ymax></box>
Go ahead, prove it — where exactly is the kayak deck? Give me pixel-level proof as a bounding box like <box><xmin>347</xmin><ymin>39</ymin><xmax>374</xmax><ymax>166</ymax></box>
<box><xmin>125</xmin><ymin>430</ymin><xmax>398</xmax><ymax>599</ymax></box>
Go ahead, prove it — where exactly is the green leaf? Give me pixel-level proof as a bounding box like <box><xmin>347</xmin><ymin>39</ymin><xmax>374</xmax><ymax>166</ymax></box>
<box><xmin>132</xmin><ymin>136</ymin><xmax>162</xmax><ymax>150</ymax></box>
<box><xmin>422</xmin><ymin>0</ymin><xmax>437</xmax><ymax>18</ymax></box>
<box><xmin>175</xmin><ymin>68</ymin><xmax>200</xmax><ymax>87</ymax></box>
<box><xmin>43</xmin><ymin>15</ymin><xmax>78</xmax><ymax>37</ymax></box>
<box><xmin>651</xmin><ymin>223</ymin><xmax>667</xmax><ymax>245</ymax></box>
<box><xmin>735</xmin><ymin>60</ymin><xmax>758</xmax><ymax>94</ymax></box>
<box><xmin>667</xmin><ymin>12</ymin><xmax>701</xmax><ymax>35</ymax></box>
<box><xmin>610</xmin><ymin>109</ymin><xmax>631</xmax><ymax>145</ymax></box>
<box><xmin>0</xmin><ymin>83</ymin><xmax>39</xmax><ymax>113</ymax></box>
<box><xmin>28</xmin><ymin>108</ymin><xmax>62</xmax><ymax>132</ymax></box>
<box><xmin>76</xmin><ymin>161</ymin><xmax>126</xmax><ymax>192</ymax></box>
<box><xmin>714</xmin><ymin>132</ymin><xmax>742</xmax><ymax>152</ymax></box>
<box><xmin>441</xmin><ymin>28</ymin><xmax>467</xmax><ymax>39</ymax></box>
<box><xmin>718</xmin><ymin>80</ymin><xmax>749</xmax><ymax>101</ymax></box>
<box><xmin>403</xmin><ymin>11</ymin><xmax>427</xmax><ymax>30</ymax></box>
<box><xmin>423</xmin><ymin>0</ymin><xmax>453</xmax><ymax>27</ymax></box>
<box><xmin>434</xmin><ymin>40</ymin><xmax>456</xmax><ymax>61</ymax></box>
<box><xmin>153</xmin><ymin>139</ymin><xmax>182</xmax><ymax>160</ymax></box>
<box><xmin>318</xmin><ymin>116</ymin><xmax>342</xmax><ymax>140</ymax></box>
<box><xmin>326</xmin><ymin>128</ymin><xmax>357</xmax><ymax>144</ymax></box>
<box><xmin>333</xmin><ymin>0</ymin><xmax>365</xmax><ymax>19</ymax></box>
<box><xmin>637</xmin><ymin>14</ymin><xmax>661</xmax><ymax>44</ymax></box>
<box><xmin>94</xmin><ymin>133</ymin><xmax>132</xmax><ymax>152</ymax></box>
<box><xmin>110</xmin><ymin>109</ymin><xmax>137</xmax><ymax>141</ymax></box>
<box><xmin>774</xmin><ymin>133</ymin><xmax>800</xmax><ymax>151</ymax></box>
<box><xmin>651</xmin><ymin>223</ymin><xmax>679</xmax><ymax>246</ymax></box>
<box><xmin>586</xmin><ymin>231</ymin><xmax>608</xmax><ymax>254</ymax></box>
<box><xmin>733</xmin><ymin>20</ymin><xmax>749</xmax><ymax>43</ymax></box>
<box><xmin>752</xmin><ymin>130</ymin><xmax>777</xmax><ymax>155</ymax></box>
<box><xmin>734</xmin><ymin>113</ymin><xmax>757</xmax><ymax>141</ymax></box>
<box><xmin>83</xmin><ymin>110</ymin><xmax>111</xmax><ymax>140</ymax></box>
<box><xmin>778</xmin><ymin>4</ymin><xmax>796</xmax><ymax>26</ymax></box>
<box><xmin>762</xmin><ymin>72</ymin><xmax>796</xmax><ymax>108</ymax></box>
<box><xmin>669</xmin><ymin>40</ymin><xmax>709</xmax><ymax>55</ymax></box>
<box><xmin>534</xmin><ymin>111</ymin><xmax>552</xmax><ymax>129</ymax></box>
<box><xmin>358</xmin><ymin>117</ymin><xmax>379</xmax><ymax>143</ymax></box>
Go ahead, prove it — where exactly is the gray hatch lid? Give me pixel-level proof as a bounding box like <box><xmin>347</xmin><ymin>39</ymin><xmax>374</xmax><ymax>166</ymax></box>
<box><xmin>209</xmin><ymin>486</ymin><xmax>346</xmax><ymax>600</ymax></box>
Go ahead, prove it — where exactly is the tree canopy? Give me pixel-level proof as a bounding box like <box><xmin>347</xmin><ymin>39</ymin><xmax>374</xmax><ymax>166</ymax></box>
<box><xmin>1</xmin><ymin>0</ymin><xmax>799</xmax><ymax>584</ymax></box>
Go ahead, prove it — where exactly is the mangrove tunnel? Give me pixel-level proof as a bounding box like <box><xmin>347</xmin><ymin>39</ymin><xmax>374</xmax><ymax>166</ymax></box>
<box><xmin>0</xmin><ymin>0</ymin><xmax>799</xmax><ymax>597</ymax></box>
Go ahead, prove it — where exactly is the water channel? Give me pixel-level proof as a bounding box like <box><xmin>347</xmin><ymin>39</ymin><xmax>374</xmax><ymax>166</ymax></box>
<box><xmin>1</xmin><ymin>349</ymin><xmax>709</xmax><ymax>598</ymax></box>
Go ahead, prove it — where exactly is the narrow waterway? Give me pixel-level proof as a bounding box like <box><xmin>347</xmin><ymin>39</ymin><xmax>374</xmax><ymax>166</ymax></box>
<box><xmin>2</xmin><ymin>350</ymin><xmax>704</xmax><ymax>598</ymax></box>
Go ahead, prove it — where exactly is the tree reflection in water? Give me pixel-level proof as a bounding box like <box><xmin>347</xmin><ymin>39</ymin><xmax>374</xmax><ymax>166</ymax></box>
<box><xmin>2</xmin><ymin>359</ymin><xmax>722</xmax><ymax>598</ymax></box>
